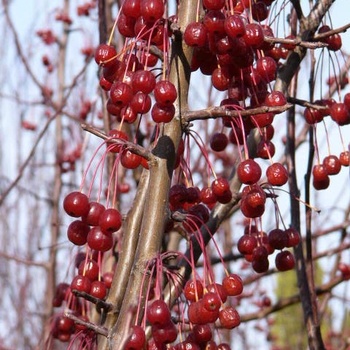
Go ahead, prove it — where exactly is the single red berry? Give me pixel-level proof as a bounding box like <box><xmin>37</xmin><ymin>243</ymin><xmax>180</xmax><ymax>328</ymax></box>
<box><xmin>125</xmin><ymin>325</ymin><xmax>146</xmax><ymax>350</ymax></box>
<box><xmin>237</xmin><ymin>234</ymin><xmax>258</xmax><ymax>255</ymax></box>
<box><xmin>285</xmin><ymin>227</ymin><xmax>301</xmax><ymax>248</ymax></box>
<box><xmin>71</xmin><ymin>275</ymin><xmax>91</xmax><ymax>293</ymax></box>
<box><xmin>147</xmin><ymin>300</ymin><xmax>171</xmax><ymax>326</ymax></box>
<box><xmin>192</xmin><ymin>324</ymin><xmax>212</xmax><ymax>344</ymax></box>
<box><xmin>323</xmin><ymin>155</ymin><xmax>341</xmax><ymax>175</ymax></box>
<box><xmin>268</xmin><ymin>228</ymin><xmax>288</xmax><ymax>250</ymax></box>
<box><xmin>266</xmin><ymin>162</ymin><xmax>289</xmax><ymax>186</ymax></box>
<box><xmin>237</xmin><ymin>159</ymin><xmax>262</xmax><ymax>184</ymax></box>
<box><xmin>67</xmin><ymin>220</ymin><xmax>90</xmax><ymax>246</ymax></box>
<box><xmin>94</xmin><ymin>44</ymin><xmax>117</xmax><ymax>67</ymax></box>
<box><xmin>184</xmin><ymin>279</ymin><xmax>204</xmax><ymax>302</ymax></box>
<box><xmin>131</xmin><ymin>69</ymin><xmax>156</xmax><ymax>94</ymax></box>
<box><xmin>78</xmin><ymin>259</ymin><xmax>99</xmax><ymax>281</ymax></box>
<box><xmin>339</xmin><ymin>151</ymin><xmax>350</xmax><ymax>166</ymax></box>
<box><xmin>89</xmin><ymin>280</ymin><xmax>107</xmax><ymax>299</ymax></box>
<box><xmin>210</xmin><ymin>132</ymin><xmax>229</xmax><ymax>151</ymax></box>
<box><xmin>224</xmin><ymin>14</ymin><xmax>246</xmax><ymax>38</ymax></box>
<box><xmin>151</xmin><ymin>103</ymin><xmax>175</xmax><ymax>123</ymax></box>
<box><xmin>202</xmin><ymin>292</ymin><xmax>221</xmax><ymax>312</ymax></box>
<box><xmin>99</xmin><ymin>208</ymin><xmax>122</xmax><ymax>234</ymax></box>
<box><xmin>275</xmin><ymin>250</ymin><xmax>295</xmax><ymax>271</ymax></box>
<box><xmin>184</xmin><ymin>22</ymin><xmax>208</xmax><ymax>47</ymax></box>
<box><xmin>219</xmin><ymin>307</ymin><xmax>241</xmax><ymax>329</ymax></box>
<box><xmin>63</xmin><ymin>191</ymin><xmax>90</xmax><ymax>218</ymax></box>
<box><xmin>140</xmin><ymin>0</ymin><xmax>164</xmax><ymax>22</ymax></box>
<box><xmin>222</xmin><ymin>274</ymin><xmax>243</xmax><ymax>296</ymax></box>
<box><xmin>87</xmin><ymin>227</ymin><xmax>114</xmax><ymax>251</ymax></box>
<box><xmin>121</xmin><ymin>149</ymin><xmax>142</xmax><ymax>169</ymax></box>
<box><xmin>330</xmin><ymin>102</ymin><xmax>350</xmax><ymax>125</ymax></box>
<box><xmin>312</xmin><ymin>164</ymin><xmax>330</xmax><ymax>190</ymax></box>
<box><xmin>82</xmin><ymin>201</ymin><xmax>106</xmax><ymax>226</ymax></box>
<box><xmin>154</xmin><ymin>80</ymin><xmax>177</xmax><ymax>106</ymax></box>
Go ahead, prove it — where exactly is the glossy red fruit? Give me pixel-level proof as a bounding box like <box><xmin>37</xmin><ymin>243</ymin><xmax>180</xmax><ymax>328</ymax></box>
<box><xmin>78</xmin><ymin>259</ymin><xmax>99</xmax><ymax>282</ymax></box>
<box><xmin>257</xmin><ymin>139</ymin><xmax>275</xmax><ymax>159</ymax></box>
<box><xmin>125</xmin><ymin>325</ymin><xmax>146</xmax><ymax>350</ymax></box>
<box><xmin>237</xmin><ymin>234</ymin><xmax>258</xmax><ymax>255</ymax></box>
<box><xmin>151</xmin><ymin>103</ymin><xmax>175</xmax><ymax>123</ymax></box>
<box><xmin>206</xmin><ymin>283</ymin><xmax>227</xmax><ymax>303</ymax></box>
<box><xmin>252</xmin><ymin>1</ymin><xmax>269</xmax><ymax>22</ymax></box>
<box><xmin>87</xmin><ymin>226</ymin><xmax>114</xmax><ymax>251</ymax></box>
<box><xmin>203</xmin><ymin>10</ymin><xmax>225</xmax><ymax>35</ymax></box>
<box><xmin>131</xmin><ymin>69</ymin><xmax>156</xmax><ymax>94</ymax></box>
<box><xmin>67</xmin><ymin>220</ymin><xmax>90</xmax><ymax>246</ymax></box>
<box><xmin>285</xmin><ymin>227</ymin><xmax>301</xmax><ymax>247</ymax></box>
<box><xmin>323</xmin><ymin>155</ymin><xmax>341</xmax><ymax>175</ymax></box>
<box><xmin>55</xmin><ymin>315</ymin><xmax>75</xmax><ymax>334</ymax></box>
<box><xmin>63</xmin><ymin>192</ymin><xmax>90</xmax><ymax>217</ymax></box>
<box><xmin>89</xmin><ymin>280</ymin><xmax>107</xmax><ymax>299</ymax></box>
<box><xmin>117</xmin><ymin>13</ymin><xmax>136</xmax><ymax>37</ymax></box>
<box><xmin>240</xmin><ymin>196</ymin><xmax>265</xmax><ymax>218</ymax></box>
<box><xmin>275</xmin><ymin>250</ymin><xmax>295</xmax><ymax>271</ymax></box>
<box><xmin>71</xmin><ymin>275</ymin><xmax>91</xmax><ymax>293</ymax></box>
<box><xmin>266</xmin><ymin>162</ymin><xmax>289</xmax><ymax>186</ymax></box>
<box><xmin>224</xmin><ymin>14</ymin><xmax>246</xmax><ymax>38</ymax></box>
<box><xmin>219</xmin><ymin>307</ymin><xmax>241</xmax><ymax>329</ymax></box>
<box><xmin>184</xmin><ymin>22</ymin><xmax>208</xmax><ymax>47</ymax></box>
<box><xmin>121</xmin><ymin>149</ymin><xmax>142</xmax><ymax>169</ymax></box>
<box><xmin>222</xmin><ymin>273</ymin><xmax>243</xmax><ymax>296</ymax></box>
<box><xmin>192</xmin><ymin>324</ymin><xmax>212</xmax><ymax>344</ymax></box>
<box><xmin>256</xmin><ymin>56</ymin><xmax>277</xmax><ymax>82</ymax></box>
<box><xmin>184</xmin><ymin>279</ymin><xmax>204</xmax><ymax>302</ymax></box>
<box><xmin>94</xmin><ymin>44</ymin><xmax>117</xmax><ymax>67</ymax></box>
<box><xmin>202</xmin><ymin>292</ymin><xmax>221</xmax><ymax>312</ymax></box>
<box><xmin>122</xmin><ymin>0</ymin><xmax>141</xmax><ymax>18</ymax></box>
<box><xmin>237</xmin><ymin>159</ymin><xmax>262</xmax><ymax>184</ymax></box>
<box><xmin>152</xmin><ymin>320</ymin><xmax>178</xmax><ymax>345</ymax></box>
<box><xmin>154</xmin><ymin>80</ymin><xmax>177</xmax><ymax>106</ymax></box>
<box><xmin>340</xmin><ymin>151</ymin><xmax>350</xmax><ymax>166</ymax></box>
<box><xmin>140</xmin><ymin>0</ymin><xmax>164</xmax><ymax>22</ymax></box>
<box><xmin>312</xmin><ymin>164</ymin><xmax>330</xmax><ymax>190</ymax></box>
<box><xmin>147</xmin><ymin>300</ymin><xmax>171</xmax><ymax>326</ymax></box>
<box><xmin>211</xmin><ymin>177</ymin><xmax>230</xmax><ymax>197</ymax></box>
<box><xmin>268</xmin><ymin>228</ymin><xmax>288</xmax><ymax>250</ymax></box>
<box><xmin>130</xmin><ymin>92</ymin><xmax>152</xmax><ymax>114</ymax></box>
<box><xmin>110</xmin><ymin>81</ymin><xmax>133</xmax><ymax>107</ymax></box>
<box><xmin>243</xmin><ymin>23</ymin><xmax>265</xmax><ymax>48</ymax></box>
<box><xmin>99</xmin><ymin>208</ymin><xmax>122</xmax><ymax>234</ymax></box>
<box><xmin>265</xmin><ymin>91</ymin><xmax>287</xmax><ymax>107</ymax></box>
<box><xmin>203</xmin><ymin>0</ymin><xmax>225</xmax><ymax>10</ymax></box>
<box><xmin>330</xmin><ymin>102</ymin><xmax>350</xmax><ymax>125</ymax></box>
<box><xmin>304</xmin><ymin>107</ymin><xmax>323</xmax><ymax>124</ymax></box>
<box><xmin>82</xmin><ymin>202</ymin><xmax>106</xmax><ymax>226</ymax></box>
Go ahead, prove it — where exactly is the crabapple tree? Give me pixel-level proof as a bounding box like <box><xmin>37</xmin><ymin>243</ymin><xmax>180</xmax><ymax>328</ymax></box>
<box><xmin>1</xmin><ymin>0</ymin><xmax>350</xmax><ymax>349</ymax></box>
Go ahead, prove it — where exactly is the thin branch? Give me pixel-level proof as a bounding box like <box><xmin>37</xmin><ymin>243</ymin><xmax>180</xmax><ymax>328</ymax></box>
<box><xmin>240</xmin><ymin>276</ymin><xmax>343</xmax><ymax>322</ymax></box>
<box><xmin>64</xmin><ymin>312</ymin><xmax>108</xmax><ymax>337</ymax></box>
<box><xmin>81</xmin><ymin>123</ymin><xmax>152</xmax><ymax>160</ymax></box>
<box><xmin>184</xmin><ymin>104</ymin><xmax>292</xmax><ymax>123</ymax></box>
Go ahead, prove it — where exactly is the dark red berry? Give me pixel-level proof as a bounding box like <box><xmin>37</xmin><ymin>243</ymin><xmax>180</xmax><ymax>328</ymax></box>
<box><xmin>63</xmin><ymin>192</ymin><xmax>90</xmax><ymax>218</ymax></box>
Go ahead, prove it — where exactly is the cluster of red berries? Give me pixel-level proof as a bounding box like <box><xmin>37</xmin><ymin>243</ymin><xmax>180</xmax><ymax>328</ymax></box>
<box><xmin>77</xmin><ymin>1</ymin><xmax>97</xmax><ymax>17</ymax></box>
<box><xmin>64</xmin><ymin>191</ymin><xmax>121</xmax><ymax>251</ymax></box>
<box><xmin>238</xmin><ymin>224</ymin><xmax>299</xmax><ymax>273</ymax></box>
<box><xmin>312</xmin><ymin>152</ymin><xmax>350</xmax><ymax>190</ymax></box>
<box><xmin>125</xmin><ymin>274</ymin><xmax>243</xmax><ymax>350</ymax></box>
<box><xmin>51</xmin><ymin>251</ymin><xmax>114</xmax><ymax>343</ymax></box>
